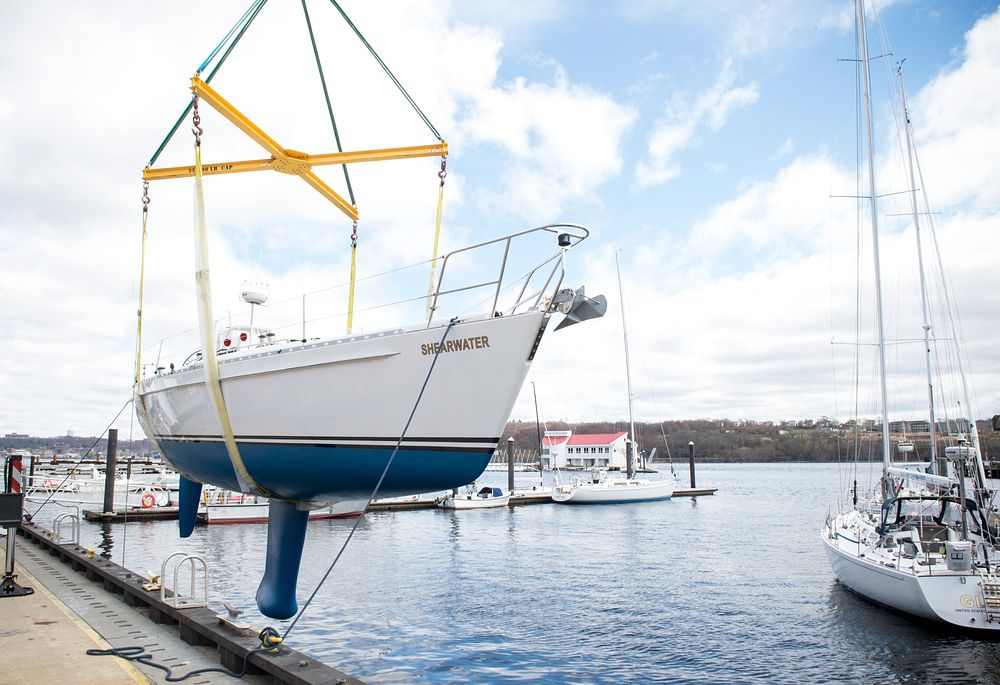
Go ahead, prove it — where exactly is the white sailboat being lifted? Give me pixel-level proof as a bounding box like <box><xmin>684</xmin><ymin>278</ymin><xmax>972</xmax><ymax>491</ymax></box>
<box><xmin>822</xmin><ymin>0</ymin><xmax>1000</xmax><ymax>631</ymax></box>
<box><xmin>552</xmin><ymin>251</ymin><xmax>676</xmax><ymax>505</ymax></box>
<box><xmin>133</xmin><ymin>3</ymin><xmax>607</xmax><ymax>620</ymax></box>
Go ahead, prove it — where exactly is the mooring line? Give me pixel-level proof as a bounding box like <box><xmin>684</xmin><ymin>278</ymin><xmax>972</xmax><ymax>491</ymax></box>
<box><xmin>280</xmin><ymin>317</ymin><xmax>460</xmax><ymax>641</ymax></box>
<box><xmin>26</xmin><ymin>398</ymin><xmax>133</xmax><ymax>520</ymax></box>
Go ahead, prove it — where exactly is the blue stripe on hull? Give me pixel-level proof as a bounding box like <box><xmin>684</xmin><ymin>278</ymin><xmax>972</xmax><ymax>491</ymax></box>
<box><xmin>159</xmin><ymin>440</ymin><xmax>493</xmax><ymax>500</ymax></box>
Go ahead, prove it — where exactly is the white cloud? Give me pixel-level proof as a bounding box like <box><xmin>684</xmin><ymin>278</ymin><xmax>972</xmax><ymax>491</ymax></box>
<box><xmin>908</xmin><ymin>8</ymin><xmax>1000</xmax><ymax>211</ymax></box>
<box><xmin>0</xmin><ymin>0</ymin><xmax>633</xmax><ymax>436</ymax></box>
<box><xmin>2</xmin><ymin>0</ymin><xmax>998</xmax><ymax>442</ymax></box>
<box><xmin>773</xmin><ymin>138</ymin><xmax>795</xmax><ymax>159</ymax></box>
<box><xmin>450</xmin><ymin>0</ymin><xmax>571</xmax><ymax>37</ymax></box>
<box><xmin>634</xmin><ymin>60</ymin><xmax>758</xmax><ymax>189</ymax></box>
<box><xmin>513</xmin><ymin>6</ymin><xmax>1000</xmax><ymax>425</ymax></box>
<box><xmin>460</xmin><ymin>67</ymin><xmax>637</xmax><ymax>220</ymax></box>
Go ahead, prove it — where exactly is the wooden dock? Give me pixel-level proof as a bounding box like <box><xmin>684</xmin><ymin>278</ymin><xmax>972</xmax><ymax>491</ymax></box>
<box><xmin>82</xmin><ymin>485</ymin><xmax>718</xmax><ymax>521</ymax></box>
<box><xmin>674</xmin><ymin>487</ymin><xmax>717</xmax><ymax>497</ymax></box>
<box><xmin>82</xmin><ymin>507</ymin><xmax>180</xmax><ymax>522</ymax></box>
<box><xmin>11</xmin><ymin>521</ymin><xmax>364</xmax><ymax>684</ymax></box>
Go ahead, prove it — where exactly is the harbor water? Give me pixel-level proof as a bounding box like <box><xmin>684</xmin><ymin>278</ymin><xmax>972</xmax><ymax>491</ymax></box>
<box><xmin>41</xmin><ymin>463</ymin><xmax>1000</xmax><ymax>684</ymax></box>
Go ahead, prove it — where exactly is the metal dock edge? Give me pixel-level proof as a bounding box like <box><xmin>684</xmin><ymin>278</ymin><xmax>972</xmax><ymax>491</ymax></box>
<box><xmin>16</xmin><ymin>521</ymin><xmax>365</xmax><ymax>685</ymax></box>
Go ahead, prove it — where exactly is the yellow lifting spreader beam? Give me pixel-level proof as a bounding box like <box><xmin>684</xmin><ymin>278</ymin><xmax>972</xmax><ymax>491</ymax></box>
<box><xmin>143</xmin><ymin>75</ymin><xmax>448</xmax><ymax>221</ymax></box>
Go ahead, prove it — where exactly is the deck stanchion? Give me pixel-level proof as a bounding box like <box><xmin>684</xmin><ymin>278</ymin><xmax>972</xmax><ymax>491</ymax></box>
<box><xmin>102</xmin><ymin>429</ymin><xmax>118</xmax><ymax>514</ymax></box>
<box><xmin>688</xmin><ymin>441</ymin><xmax>696</xmax><ymax>489</ymax></box>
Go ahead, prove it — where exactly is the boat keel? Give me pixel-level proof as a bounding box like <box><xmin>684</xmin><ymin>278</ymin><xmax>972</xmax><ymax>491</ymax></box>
<box><xmin>255</xmin><ymin>499</ymin><xmax>309</xmax><ymax>619</ymax></box>
<box><xmin>177</xmin><ymin>476</ymin><xmax>203</xmax><ymax>538</ymax></box>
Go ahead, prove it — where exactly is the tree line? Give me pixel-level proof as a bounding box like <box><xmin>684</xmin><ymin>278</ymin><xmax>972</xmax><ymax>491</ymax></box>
<box><xmin>502</xmin><ymin>419</ymin><xmax>1000</xmax><ymax>464</ymax></box>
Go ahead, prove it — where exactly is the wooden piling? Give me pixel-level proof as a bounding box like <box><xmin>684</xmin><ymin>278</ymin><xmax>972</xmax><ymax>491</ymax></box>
<box><xmin>102</xmin><ymin>429</ymin><xmax>118</xmax><ymax>514</ymax></box>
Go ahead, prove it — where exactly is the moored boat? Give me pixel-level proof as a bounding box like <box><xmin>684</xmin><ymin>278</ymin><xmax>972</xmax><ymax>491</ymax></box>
<box><xmin>436</xmin><ymin>485</ymin><xmax>511</xmax><ymax>510</ymax></box>
<box><xmin>550</xmin><ymin>250</ymin><xmax>677</xmax><ymax>506</ymax></box>
<box><xmin>822</xmin><ymin>0</ymin><xmax>1000</xmax><ymax>632</ymax></box>
<box><xmin>551</xmin><ymin>470</ymin><xmax>674</xmax><ymax>504</ymax></box>
<box><xmin>197</xmin><ymin>488</ymin><xmax>365</xmax><ymax>524</ymax></box>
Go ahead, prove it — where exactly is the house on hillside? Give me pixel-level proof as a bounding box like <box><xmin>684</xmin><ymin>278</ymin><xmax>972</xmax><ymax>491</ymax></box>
<box><xmin>541</xmin><ymin>430</ymin><xmax>629</xmax><ymax>470</ymax></box>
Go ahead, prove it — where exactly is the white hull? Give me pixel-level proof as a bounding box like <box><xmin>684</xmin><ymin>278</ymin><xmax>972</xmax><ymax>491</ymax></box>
<box><xmin>138</xmin><ymin>312</ymin><xmax>549</xmax><ymax>501</ymax></box>
<box><xmin>25</xmin><ymin>477</ymin><xmax>175</xmax><ymax>512</ymax></box>
<box><xmin>822</xmin><ymin>517</ymin><xmax>1000</xmax><ymax>631</ymax></box>
<box><xmin>437</xmin><ymin>492</ymin><xmax>511</xmax><ymax>509</ymax></box>
<box><xmin>552</xmin><ymin>475</ymin><xmax>675</xmax><ymax>504</ymax></box>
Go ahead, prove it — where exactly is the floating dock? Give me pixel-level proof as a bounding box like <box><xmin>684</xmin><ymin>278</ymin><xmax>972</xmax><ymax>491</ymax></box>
<box><xmin>84</xmin><ymin>486</ymin><xmax>718</xmax><ymax>521</ymax></box>
<box><xmin>3</xmin><ymin>522</ymin><xmax>364</xmax><ymax>684</ymax></box>
<box><xmin>82</xmin><ymin>507</ymin><xmax>180</xmax><ymax>522</ymax></box>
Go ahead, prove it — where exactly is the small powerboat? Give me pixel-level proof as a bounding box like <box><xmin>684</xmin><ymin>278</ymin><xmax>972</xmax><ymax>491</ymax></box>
<box><xmin>436</xmin><ymin>485</ymin><xmax>510</xmax><ymax>510</ymax></box>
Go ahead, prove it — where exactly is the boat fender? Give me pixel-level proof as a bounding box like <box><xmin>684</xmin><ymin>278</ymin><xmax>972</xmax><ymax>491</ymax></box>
<box><xmin>141</xmin><ymin>493</ymin><xmax>156</xmax><ymax>509</ymax></box>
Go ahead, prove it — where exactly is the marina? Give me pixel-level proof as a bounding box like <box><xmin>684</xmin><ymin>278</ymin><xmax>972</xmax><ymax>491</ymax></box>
<box><xmin>4</xmin><ymin>0</ymin><xmax>1000</xmax><ymax>684</ymax></box>
<box><xmin>5</xmin><ymin>463</ymin><xmax>1000</xmax><ymax>684</ymax></box>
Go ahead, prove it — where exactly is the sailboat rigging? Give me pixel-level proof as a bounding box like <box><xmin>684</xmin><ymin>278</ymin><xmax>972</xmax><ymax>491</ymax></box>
<box><xmin>822</xmin><ymin>0</ymin><xmax>1000</xmax><ymax>631</ymax></box>
<box><xmin>551</xmin><ymin>251</ymin><xmax>676</xmax><ymax>504</ymax></box>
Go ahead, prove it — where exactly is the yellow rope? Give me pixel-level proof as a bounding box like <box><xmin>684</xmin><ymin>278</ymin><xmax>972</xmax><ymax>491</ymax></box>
<box><xmin>193</xmin><ymin>133</ymin><xmax>265</xmax><ymax>496</ymax></box>
<box><xmin>347</xmin><ymin>242</ymin><xmax>357</xmax><ymax>334</ymax></box>
<box><xmin>134</xmin><ymin>194</ymin><xmax>149</xmax><ymax>391</ymax></box>
<box><xmin>133</xmin><ymin>184</ymin><xmax>154</xmax><ymax>432</ymax></box>
<box><xmin>426</xmin><ymin>161</ymin><xmax>446</xmax><ymax>318</ymax></box>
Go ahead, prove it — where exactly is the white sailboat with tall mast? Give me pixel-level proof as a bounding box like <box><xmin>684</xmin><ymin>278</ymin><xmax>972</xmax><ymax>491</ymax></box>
<box><xmin>822</xmin><ymin>0</ymin><xmax>1000</xmax><ymax>631</ymax></box>
<box><xmin>552</xmin><ymin>251</ymin><xmax>676</xmax><ymax>505</ymax></box>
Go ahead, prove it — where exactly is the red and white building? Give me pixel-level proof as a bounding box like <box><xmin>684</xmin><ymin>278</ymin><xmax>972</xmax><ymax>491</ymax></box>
<box><xmin>541</xmin><ymin>430</ymin><xmax>628</xmax><ymax>470</ymax></box>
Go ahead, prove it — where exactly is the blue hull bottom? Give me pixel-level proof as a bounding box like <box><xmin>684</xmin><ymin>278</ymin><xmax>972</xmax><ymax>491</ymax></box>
<box><xmin>158</xmin><ymin>439</ymin><xmax>495</xmax><ymax>501</ymax></box>
<box><xmin>161</xmin><ymin>439</ymin><xmax>495</xmax><ymax>619</ymax></box>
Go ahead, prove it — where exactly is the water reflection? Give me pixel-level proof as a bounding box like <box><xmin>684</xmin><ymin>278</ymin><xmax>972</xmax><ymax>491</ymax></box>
<box><xmin>98</xmin><ymin>522</ymin><xmax>114</xmax><ymax>559</ymax></box>
<box><xmin>66</xmin><ymin>464</ymin><xmax>1000</xmax><ymax>684</ymax></box>
<box><xmin>826</xmin><ymin>579</ymin><xmax>1000</xmax><ymax>684</ymax></box>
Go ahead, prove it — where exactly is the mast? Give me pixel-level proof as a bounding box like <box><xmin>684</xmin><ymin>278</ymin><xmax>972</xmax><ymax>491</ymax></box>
<box><xmin>615</xmin><ymin>250</ymin><xmax>636</xmax><ymax>479</ymax></box>
<box><xmin>531</xmin><ymin>381</ymin><xmax>544</xmax><ymax>485</ymax></box>
<box><xmin>912</xmin><ymin>115</ymin><xmax>990</xmax><ymax>491</ymax></box>
<box><xmin>857</xmin><ymin>0</ymin><xmax>893</xmax><ymax>487</ymax></box>
<box><xmin>896</xmin><ymin>65</ymin><xmax>938</xmax><ymax>470</ymax></box>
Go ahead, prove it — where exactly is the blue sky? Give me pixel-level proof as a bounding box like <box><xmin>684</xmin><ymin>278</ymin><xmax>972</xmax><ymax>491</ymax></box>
<box><xmin>1</xmin><ymin>0</ymin><xmax>999</xmax><ymax>437</ymax></box>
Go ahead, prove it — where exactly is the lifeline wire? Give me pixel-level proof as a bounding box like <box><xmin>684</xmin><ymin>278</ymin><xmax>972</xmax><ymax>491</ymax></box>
<box><xmin>281</xmin><ymin>317</ymin><xmax>460</xmax><ymax>641</ymax></box>
<box><xmin>148</xmin><ymin>0</ymin><xmax>268</xmax><ymax>167</ymax></box>
<box><xmin>301</xmin><ymin>0</ymin><xmax>356</xmax><ymax>206</ymax></box>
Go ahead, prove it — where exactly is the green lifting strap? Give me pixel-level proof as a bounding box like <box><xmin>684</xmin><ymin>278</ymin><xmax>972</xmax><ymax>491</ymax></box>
<box><xmin>327</xmin><ymin>0</ymin><xmax>443</xmax><ymax>141</ymax></box>
<box><xmin>148</xmin><ymin>0</ymin><xmax>269</xmax><ymax>167</ymax></box>
<box><xmin>301</xmin><ymin>0</ymin><xmax>356</xmax><ymax>207</ymax></box>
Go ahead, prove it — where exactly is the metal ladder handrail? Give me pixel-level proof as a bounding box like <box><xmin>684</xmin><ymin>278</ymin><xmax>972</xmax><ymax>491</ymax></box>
<box><xmin>52</xmin><ymin>512</ymin><xmax>80</xmax><ymax>545</ymax></box>
<box><xmin>160</xmin><ymin>551</ymin><xmax>209</xmax><ymax>609</ymax></box>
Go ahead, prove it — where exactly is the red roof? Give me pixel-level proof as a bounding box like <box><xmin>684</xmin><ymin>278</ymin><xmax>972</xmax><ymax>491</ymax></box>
<box><xmin>542</xmin><ymin>432</ymin><xmax>627</xmax><ymax>446</ymax></box>
<box><xmin>567</xmin><ymin>432</ymin><xmax>626</xmax><ymax>446</ymax></box>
